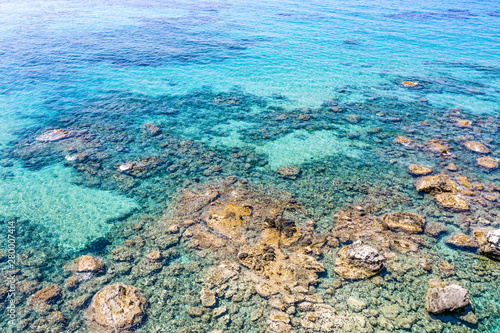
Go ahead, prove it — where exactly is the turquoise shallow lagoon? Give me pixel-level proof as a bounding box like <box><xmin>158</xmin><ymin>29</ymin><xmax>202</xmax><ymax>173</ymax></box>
<box><xmin>0</xmin><ymin>0</ymin><xmax>499</xmax><ymax>332</ymax></box>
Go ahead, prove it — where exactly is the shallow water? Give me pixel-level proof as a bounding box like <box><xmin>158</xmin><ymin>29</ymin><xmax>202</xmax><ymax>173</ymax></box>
<box><xmin>0</xmin><ymin>0</ymin><xmax>499</xmax><ymax>332</ymax></box>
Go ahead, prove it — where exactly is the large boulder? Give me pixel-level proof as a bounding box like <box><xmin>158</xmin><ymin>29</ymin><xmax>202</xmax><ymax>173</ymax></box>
<box><xmin>434</xmin><ymin>193</ymin><xmax>469</xmax><ymax>211</ymax></box>
<box><xmin>380</xmin><ymin>212</ymin><xmax>425</xmax><ymax>233</ymax></box>
<box><xmin>84</xmin><ymin>283</ymin><xmax>147</xmax><ymax>333</ymax></box>
<box><xmin>426</xmin><ymin>280</ymin><xmax>470</xmax><ymax>314</ymax></box>
<box><xmin>346</xmin><ymin>240</ymin><xmax>386</xmax><ymax>272</ymax></box>
<box><xmin>464</xmin><ymin>141</ymin><xmax>490</xmax><ymax>154</ymax></box>
<box><xmin>414</xmin><ymin>174</ymin><xmax>457</xmax><ymax>194</ymax></box>
<box><xmin>484</xmin><ymin>229</ymin><xmax>500</xmax><ymax>260</ymax></box>
<box><xmin>335</xmin><ymin>240</ymin><xmax>386</xmax><ymax>280</ymax></box>
<box><xmin>476</xmin><ymin>156</ymin><xmax>498</xmax><ymax>170</ymax></box>
<box><xmin>445</xmin><ymin>233</ymin><xmax>479</xmax><ymax>251</ymax></box>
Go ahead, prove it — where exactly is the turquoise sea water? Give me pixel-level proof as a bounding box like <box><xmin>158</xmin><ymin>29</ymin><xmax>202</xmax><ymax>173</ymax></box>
<box><xmin>0</xmin><ymin>0</ymin><xmax>499</xmax><ymax>332</ymax></box>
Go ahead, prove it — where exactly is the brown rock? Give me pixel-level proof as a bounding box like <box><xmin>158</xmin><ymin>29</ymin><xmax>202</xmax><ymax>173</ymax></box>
<box><xmin>28</xmin><ymin>285</ymin><xmax>62</xmax><ymax>314</ymax></box>
<box><xmin>145</xmin><ymin>250</ymin><xmax>162</xmax><ymax>263</ymax></box>
<box><xmin>447</xmin><ymin>163</ymin><xmax>458</xmax><ymax>171</ymax></box>
<box><xmin>477</xmin><ymin>156</ymin><xmax>498</xmax><ymax>170</ymax></box>
<box><xmin>456</xmin><ymin>120</ymin><xmax>472</xmax><ymax>128</ymax></box>
<box><xmin>380</xmin><ymin>212</ymin><xmax>425</xmax><ymax>233</ymax></box>
<box><xmin>484</xmin><ymin>194</ymin><xmax>498</xmax><ymax>202</ymax></box>
<box><xmin>408</xmin><ymin>164</ymin><xmax>433</xmax><ymax>176</ymax></box>
<box><xmin>425</xmin><ymin>222</ymin><xmax>448</xmax><ymax>237</ymax></box>
<box><xmin>141</xmin><ymin>122</ymin><xmax>161</xmax><ymax>136</ymax></box>
<box><xmin>269</xmin><ymin>311</ymin><xmax>290</xmax><ymax>324</ymax></box>
<box><xmin>401</xmin><ymin>81</ymin><xmax>419</xmax><ymax>87</ymax></box>
<box><xmin>65</xmin><ymin>276</ymin><xmax>80</xmax><ymax>290</ymax></box>
<box><xmin>167</xmin><ymin>224</ymin><xmax>179</xmax><ymax>233</ymax></box>
<box><xmin>395</xmin><ymin>136</ymin><xmax>413</xmax><ymax>147</ymax></box>
<box><xmin>456</xmin><ymin>176</ymin><xmax>472</xmax><ymax>189</ymax></box>
<box><xmin>47</xmin><ymin>311</ymin><xmax>66</xmax><ymax>325</ymax></box>
<box><xmin>434</xmin><ymin>193</ymin><xmax>469</xmax><ymax>211</ymax></box>
<box><xmin>414</xmin><ymin>174</ymin><xmax>457</xmax><ymax>194</ymax></box>
<box><xmin>438</xmin><ymin>262</ymin><xmax>455</xmax><ymax>277</ymax></box>
<box><xmin>200</xmin><ymin>287</ymin><xmax>216</xmax><ymax>307</ymax></box>
<box><xmin>187</xmin><ymin>307</ymin><xmax>204</xmax><ymax>317</ymax></box>
<box><xmin>75</xmin><ymin>255</ymin><xmax>105</xmax><ymax>274</ymax></box>
<box><xmin>418</xmin><ymin>257</ymin><xmax>431</xmax><ymax>271</ymax></box>
<box><xmin>472</xmin><ymin>229</ymin><xmax>489</xmax><ymax>246</ymax></box>
<box><xmin>427</xmin><ymin>141</ymin><xmax>449</xmax><ymax>155</ymax></box>
<box><xmin>277</xmin><ymin>165</ymin><xmax>301</xmax><ymax>179</ymax></box>
<box><xmin>204</xmin><ymin>165</ymin><xmax>223</xmax><ymax>176</ymax></box>
<box><xmin>84</xmin><ymin>283</ymin><xmax>147</xmax><ymax>332</ymax></box>
<box><xmin>445</xmin><ymin>233</ymin><xmax>480</xmax><ymax>251</ymax></box>
<box><xmin>464</xmin><ymin>141</ymin><xmax>490</xmax><ymax>154</ymax></box>
<box><xmin>268</xmin><ymin>310</ymin><xmax>293</xmax><ymax>333</ymax></box>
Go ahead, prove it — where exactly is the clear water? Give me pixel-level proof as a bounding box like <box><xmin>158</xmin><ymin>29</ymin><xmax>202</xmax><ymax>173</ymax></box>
<box><xmin>0</xmin><ymin>0</ymin><xmax>499</xmax><ymax>332</ymax></box>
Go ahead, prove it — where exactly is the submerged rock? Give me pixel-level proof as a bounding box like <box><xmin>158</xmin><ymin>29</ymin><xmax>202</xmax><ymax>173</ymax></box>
<box><xmin>28</xmin><ymin>284</ymin><xmax>62</xmax><ymax>314</ymax></box>
<box><xmin>413</xmin><ymin>174</ymin><xmax>468</xmax><ymax>210</ymax></box>
<box><xmin>117</xmin><ymin>157</ymin><xmax>163</xmax><ymax>177</ymax></box>
<box><xmin>401</xmin><ymin>81</ymin><xmax>419</xmax><ymax>87</ymax></box>
<box><xmin>408</xmin><ymin>164</ymin><xmax>433</xmax><ymax>176</ymax></box>
<box><xmin>477</xmin><ymin>156</ymin><xmax>498</xmax><ymax>169</ymax></box>
<box><xmin>74</xmin><ymin>255</ymin><xmax>105</xmax><ymax>274</ymax></box>
<box><xmin>464</xmin><ymin>141</ymin><xmax>490</xmax><ymax>154</ymax></box>
<box><xmin>456</xmin><ymin>119</ymin><xmax>472</xmax><ymax>128</ymax></box>
<box><xmin>426</xmin><ymin>280</ymin><xmax>470</xmax><ymax>314</ymax></box>
<box><xmin>434</xmin><ymin>193</ymin><xmax>469</xmax><ymax>211</ymax></box>
<box><xmin>380</xmin><ymin>212</ymin><xmax>425</xmax><ymax>233</ymax></box>
<box><xmin>414</xmin><ymin>174</ymin><xmax>457</xmax><ymax>194</ymax></box>
<box><xmin>395</xmin><ymin>136</ymin><xmax>413</xmax><ymax>147</ymax></box>
<box><xmin>425</xmin><ymin>222</ymin><xmax>448</xmax><ymax>237</ymax></box>
<box><xmin>35</xmin><ymin>129</ymin><xmax>73</xmax><ymax>142</ymax></box>
<box><xmin>141</xmin><ymin>122</ymin><xmax>161</xmax><ymax>136</ymax></box>
<box><xmin>200</xmin><ymin>287</ymin><xmax>216</xmax><ymax>307</ymax></box>
<box><xmin>335</xmin><ymin>240</ymin><xmax>386</xmax><ymax>280</ymax></box>
<box><xmin>445</xmin><ymin>233</ymin><xmax>479</xmax><ymax>251</ymax></box>
<box><xmin>277</xmin><ymin>165</ymin><xmax>301</xmax><ymax>179</ymax></box>
<box><xmin>427</xmin><ymin>141</ymin><xmax>451</xmax><ymax>155</ymax></box>
<box><xmin>84</xmin><ymin>282</ymin><xmax>147</xmax><ymax>333</ymax></box>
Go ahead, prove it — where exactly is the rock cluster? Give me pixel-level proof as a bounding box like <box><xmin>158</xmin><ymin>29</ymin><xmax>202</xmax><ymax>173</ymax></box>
<box><xmin>474</xmin><ymin>229</ymin><xmax>500</xmax><ymax>260</ymax></box>
<box><xmin>414</xmin><ymin>174</ymin><xmax>469</xmax><ymax>211</ymax></box>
